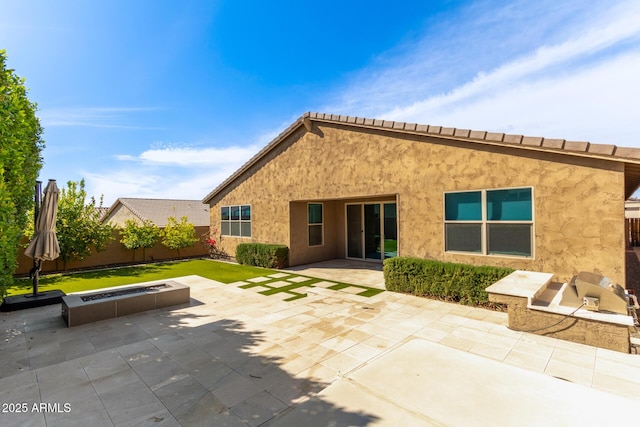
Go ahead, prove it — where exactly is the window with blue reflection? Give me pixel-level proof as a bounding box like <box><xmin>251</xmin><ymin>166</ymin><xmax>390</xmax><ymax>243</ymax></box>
<box><xmin>486</xmin><ymin>188</ymin><xmax>532</xmax><ymax>221</ymax></box>
<box><xmin>308</xmin><ymin>203</ymin><xmax>323</xmax><ymax>224</ymax></box>
<box><xmin>241</xmin><ymin>205</ymin><xmax>251</xmax><ymax>221</ymax></box>
<box><xmin>230</xmin><ymin>206</ymin><xmax>240</xmax><ymax>221</ymax></box>
<box><xmin>444</xmin><ymin>187</ymin><xmax>533</xmax><ymax>258</ymax></box>
<box><xmin>220</xmin><ymin>207</ymin><xmax>230</xmax><ymax>221</ymax></box>
<box><xmin>445</xmin><ymin>191</ymin><xmax>482</xmax><ymax>221</ymax></box>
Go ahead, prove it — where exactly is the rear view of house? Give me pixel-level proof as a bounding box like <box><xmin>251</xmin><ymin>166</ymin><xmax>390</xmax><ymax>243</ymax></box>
<box><xmin>203</xmin><ymin>112</ymin><xmax>640</xmax><ymax>285</ymax></box>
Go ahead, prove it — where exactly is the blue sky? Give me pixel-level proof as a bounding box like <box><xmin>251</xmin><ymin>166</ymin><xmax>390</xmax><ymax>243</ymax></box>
<box><xmin>1</xmin><ymin>0</ymin><xmax>639</xmax><ymax>206</ymax></box>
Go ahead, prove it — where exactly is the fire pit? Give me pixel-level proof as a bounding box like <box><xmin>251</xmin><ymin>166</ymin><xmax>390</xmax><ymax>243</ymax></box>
<box><xmin>61</xmin><ymin>280</ymin><xmax>190</xmax><ymax>327</ymax></box>
<box><xmin>80</xmin><ymin>284</ymin><xmax>169</xmax><ymax>302</ymax></box>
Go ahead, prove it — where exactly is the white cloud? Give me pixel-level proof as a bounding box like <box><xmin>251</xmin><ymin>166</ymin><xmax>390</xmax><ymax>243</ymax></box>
<box><xmin>135</xmin><ymin>145</ymin><xmax>263</xmax><ymax>166</ymax></box>
<box><xmin>89</xmin><ymin>141</ymin><xmax>265</xmax><ymax>205</ymax></box>
<box><xmin>389</xmin><ymin>51</ymin><xmax>640</xmax><ymax>145</ymax></box>
<box><xmin>324</xmin><ymin>0</ymin><xmax>640</xmax><ymax>147</ymax></box>
<box><xmin>84</xmin><ymin>171</ymin><xmax>160</xmax><ymax>204</ymax></box>
<box><xmin>382</xmin><ymin>3</ymin><xmax>640</xmax><ymax>123</ymax></box>
<box><xmin>84</xmin><ymin>163</ymin><xmax>246</xmax><ymax>207</ymax></box>
<box><xmin>39</xmin><ymin>106</ymin><xmax>163</xmax><ymax>129</ymax></box>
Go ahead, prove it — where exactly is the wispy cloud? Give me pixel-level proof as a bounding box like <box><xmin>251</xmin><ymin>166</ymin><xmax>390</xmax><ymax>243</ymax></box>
<box><xmin>84</xmin><ymin>161</ymin><xmax>249</xmax><ymax>206</ymax></box>
<box><xmin>401</xmin><ymin>51</ymin><xmax>640</xmax><ymax>144</ymax></box>
<box><xmin>323</xmin><ymin>0</ymin><xmax>640</xmax><ymax>146</ymax></box>
<box><xmin>120</xmin><ymin>144</ymin><xmax>264</xmax><ymax>167</ymax></box>
<box><xmin>91</xmin><ymin>139</ymin><xmax>267</xmax><ymax>205</ymax></box>
<box><xmin>383</xmin><ymin>2</ymin><xmax>640</xmax><ymax>119</ymax></box>
<box><xmin>39</xmin><ymin>106</ymin><xmax>164</xmax><ymax>129</ymax></box>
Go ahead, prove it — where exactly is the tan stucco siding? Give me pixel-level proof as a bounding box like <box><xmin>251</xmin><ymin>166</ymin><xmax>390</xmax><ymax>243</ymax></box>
<box><xmin>105</xmin><ymin>205</ymin><xmax>141</xmax><ymax>227</ymax></box>
<box><xmin>209</xmin><ymin>123</ymin><xmax>626</xmax><ymax>284</ymax></box>
<box><xmin>289</xmin><ymin>201</ymin><xmax>339</xmax><ymax>265</ymax></box>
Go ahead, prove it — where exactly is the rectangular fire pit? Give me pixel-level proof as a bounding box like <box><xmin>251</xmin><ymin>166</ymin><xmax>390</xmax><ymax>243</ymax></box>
<box><xmin>61</xmin><ymin>280</ymin><xmax>190</xmax><ymax>327</ymax></box>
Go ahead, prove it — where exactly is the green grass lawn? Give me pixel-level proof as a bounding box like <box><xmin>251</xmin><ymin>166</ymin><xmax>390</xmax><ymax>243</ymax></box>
<box><xmin>383</xmin><ymin>239</ymin><xmax>397</xmax><ymax>253</ymax></box>
<box><xmin>8</xmin><ymin>259</ymin><xmax>279</xmax><ymax>296</ymax></box>
<box><xmin>8</xmin><ymin>258</ymin><xmax>386</xmax><ymax>301</ymax></box>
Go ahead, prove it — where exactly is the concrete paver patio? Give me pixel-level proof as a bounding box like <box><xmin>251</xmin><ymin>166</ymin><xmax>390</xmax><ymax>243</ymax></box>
<box><xmin>283</xmin><ymin>259</ymin><xmax>385</xmax><ymax>289</ymax></box>
<box><xmin>1</xmin><ymin>272</ymin><xmax>640</xmax><ymax>426</ymax></box>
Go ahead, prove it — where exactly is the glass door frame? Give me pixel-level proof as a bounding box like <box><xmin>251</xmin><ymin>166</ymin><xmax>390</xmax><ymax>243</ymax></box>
<box><xmin>345</xmin><ymin>201</ymin><xmax>398</xmax><ymax>262</ymax></box>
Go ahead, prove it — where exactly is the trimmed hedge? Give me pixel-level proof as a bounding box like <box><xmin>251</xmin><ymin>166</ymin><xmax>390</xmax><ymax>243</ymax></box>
<box><xmin>383</xmin><ymin>257</ymin><xmax>513</xmax><ymax>306</ymax></box>
<box><xmin>236</xmin><ymin>243</ymin><xmax>289</xmax><ymax>269</ymax></box>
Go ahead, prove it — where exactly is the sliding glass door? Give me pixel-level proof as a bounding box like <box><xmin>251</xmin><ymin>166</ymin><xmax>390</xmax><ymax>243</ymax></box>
<box><xmin>364</xmin><ymin>204</ymin><xmax>381</xmax><ymax>259</ymax></box>
<box><xmin>346</xmin><ymin>202</ymin><xmax>397</xmax><ymax>261</ymax></box>
<box><xmin>383</xmin><ymin>203</ymin><xmax>398</xmax><ymax>258</ymax></box>
<box><xmin>347</xmin><ymin>204</ymin><xmax>363</xmax><ymax>258</ymax></box>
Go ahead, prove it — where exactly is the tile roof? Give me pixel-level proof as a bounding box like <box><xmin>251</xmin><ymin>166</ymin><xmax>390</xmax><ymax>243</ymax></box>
<box><xmin>105</xmin><ymin>198</ymin><xmax>210</xmax><ymax>227</ymax></box>
<box><xmin>203</xmin><ymin>112</ymin><xmax>640</xmax><ymax>204</ymax></box>
<box><xmin>304</xmin><ymin>112</ymin><xmax>640</xmax><ymax>158</ymax></box>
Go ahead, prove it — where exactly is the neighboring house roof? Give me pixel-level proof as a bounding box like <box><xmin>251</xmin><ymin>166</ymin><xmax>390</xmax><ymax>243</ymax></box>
<box><xmin>626</xmin><ymin>199</ymin><xmax>640</xmax><ymax>219</ymax></box>
<box><xmin>104</xmin><ymin>198</ymin><xmax>210</xmax><ymax>227</ymax></box>
<box><xmin>202</xmin><ymin>112</ymin><xmax>640</xmax><ymax>204</ymax></box>
<box><xmin>95</xmin><ymin>206</ymin><xmax>109</xmax><ymax>222</ymax></box>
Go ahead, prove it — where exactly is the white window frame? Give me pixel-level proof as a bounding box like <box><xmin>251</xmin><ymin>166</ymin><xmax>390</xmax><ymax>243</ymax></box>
<box><xmin>221</xmin><ymin>204</ymin><xmax>252</xmax><ymax>238</ymax></box>
<box><xmin>443</xmin><ymin>187</ymin><xmax>534</xmax><ymax>258</ymax></box>
<box><xmin>307</xmin><ymin>202</ymin><xmax>324</xmax><ymax>247</ymax></box>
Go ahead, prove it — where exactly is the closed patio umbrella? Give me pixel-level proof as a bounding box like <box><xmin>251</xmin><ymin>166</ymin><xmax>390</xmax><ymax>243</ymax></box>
<box><xmin>24</xmin><ymin>179</ymin><xmax>60</xmax><ymax>295</ymax></box>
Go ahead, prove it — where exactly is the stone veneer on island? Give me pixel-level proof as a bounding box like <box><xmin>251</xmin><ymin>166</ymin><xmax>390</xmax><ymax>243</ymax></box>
<box><xmin>486</xmin><ymin>271</ymin><xmax>633</xmax><ymax>353</ymax></box>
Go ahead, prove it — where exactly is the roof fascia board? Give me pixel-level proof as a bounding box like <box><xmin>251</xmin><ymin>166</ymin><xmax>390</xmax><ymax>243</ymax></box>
<box><xmin>311</xmin><ymin>116</ymin><xmax>640</xmax><ymax>167</ymax></box>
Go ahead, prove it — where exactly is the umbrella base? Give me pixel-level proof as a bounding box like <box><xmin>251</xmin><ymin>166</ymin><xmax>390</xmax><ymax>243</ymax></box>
<box><xmin>1</xmin><ymin>290</ymin><xmax>66</xmax><ymax>312</ymax></box>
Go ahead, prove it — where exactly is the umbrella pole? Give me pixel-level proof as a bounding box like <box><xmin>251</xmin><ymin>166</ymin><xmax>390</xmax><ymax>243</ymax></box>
<box><xmin>33</xmin><ymin>261</ymin><xmax>40</xmax><ymax>296</ymax></box>
<box><xmin>32</xmin><ymin>181</ymin><xmax>42</xmax><ymax>297</ymax></box>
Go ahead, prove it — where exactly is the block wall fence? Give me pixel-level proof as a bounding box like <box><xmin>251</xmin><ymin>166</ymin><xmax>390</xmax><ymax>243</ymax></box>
<box><xmin>15</xmin><ymin>226</ymin><xmax>210</xmax><ymax>276</ymax></box>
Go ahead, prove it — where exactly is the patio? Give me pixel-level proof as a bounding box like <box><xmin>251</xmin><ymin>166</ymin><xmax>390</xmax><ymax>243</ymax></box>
<box><xmin>1</xmin><ymin>272</ymin><xmax>640</xmax><ymax>426</ymax></box>
<box><xmin>283</xmin><ymin>259</ymin><xmax>385</xmax><ymax>289</ymax></box>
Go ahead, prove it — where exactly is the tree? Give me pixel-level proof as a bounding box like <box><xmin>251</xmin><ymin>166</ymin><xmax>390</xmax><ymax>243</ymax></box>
<box><xmin>161</xmin><ymin>216</ymin><xmax>197</xmax><ymax>257</ymax></box>
<box><xmin>57</xmin><ymin>179</ymin><xmax>113</xmax><ymax>268</ymax></box>
<box><xmin>119</xmin><ymin>219</ymin><xmax>159</xmax><ymax>262</ymax></box>
<box><xmin>0</xmin><ymin>50</ymin><xmax>45</xmax><ymax>293</ymax></box>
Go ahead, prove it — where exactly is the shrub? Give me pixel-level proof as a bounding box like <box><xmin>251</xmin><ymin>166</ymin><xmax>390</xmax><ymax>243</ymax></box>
<box><xmin>119</xmin><ymin>219</ymin><xmax>159</xmax><ymax>262</ymax></box>
<box><xmin>383</xmin><ymin>257</ymin><xmax>513</xmax><ymax>306</ymax></box>
<box><xmin>161</xmin><ymin>216</ymin><xmax>197</xmax><ymax>257</ymax></box>
<box><xmin>1</xmin><ymin>50</ymin><xmax>45</xmax><ymax>294</ymax></box>
<box><xmin>236</xmin><ymin>243</ymin><xmax>289</xmax><ymax>269</ymax></box>
<box><xmin>57</xmin><ymin>180</ymin><xmax>114</xmax><ymax>268</ymax></box>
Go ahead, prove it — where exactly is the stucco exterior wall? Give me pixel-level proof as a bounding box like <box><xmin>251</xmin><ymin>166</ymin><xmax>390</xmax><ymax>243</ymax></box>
<box><xmin>209</xmin><ymin>123</ymin><xmax>626</xmax><ymax>284</ymax></box>
<box><xmin>105</xmin><ymin>205</ymin><xmax>141</xmax><ymax>226</ymax></box>
<box><xmin>289</xmin><ymin>201</ymin><xmax>339</xmax><ymax>266</ymax></box>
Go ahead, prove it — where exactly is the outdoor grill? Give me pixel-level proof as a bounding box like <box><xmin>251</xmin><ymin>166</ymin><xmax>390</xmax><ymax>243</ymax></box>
<box><xmin>574</xmin><ymin>271</ymin><xmax>630</xmax><ymax>315</ymax></box>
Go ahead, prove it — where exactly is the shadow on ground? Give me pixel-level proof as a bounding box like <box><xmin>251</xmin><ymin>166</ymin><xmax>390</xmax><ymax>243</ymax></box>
<box><xmin>0</xmin><ymin>299</ymin><xmax>379</xmax><ymax>426</ymax></box>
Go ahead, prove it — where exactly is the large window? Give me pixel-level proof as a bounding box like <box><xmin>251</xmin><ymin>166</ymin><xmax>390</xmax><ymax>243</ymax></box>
<box><xmin>308</xmin><ymin>203</ymin><xmax>323</xmax><ymax>246</ymax></box>
<box><xmin>221</xmin><ymin>205</ymin><xmax>251</xmax><ymax>237</ymax></box>
<box><xmin>444</xmin><ymin>187</ymin><xmax>533</xmax><ymax>257</ymax></box>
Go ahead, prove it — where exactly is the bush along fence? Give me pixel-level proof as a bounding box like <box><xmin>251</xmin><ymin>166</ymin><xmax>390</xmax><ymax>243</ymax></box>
<box><xmin>383</xmin><ymin>257</ymin><xmax>513</xmax><ymax>307</ymax></box>
<box><xmin>15</xmin><ymin>226</ymin><xmax>210</xmax><ymax>276</ymax></box>
<box><xmin>236</xmin><ymin>243</ymin><xmax>289</xmax><ymax>269</ymax></box>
